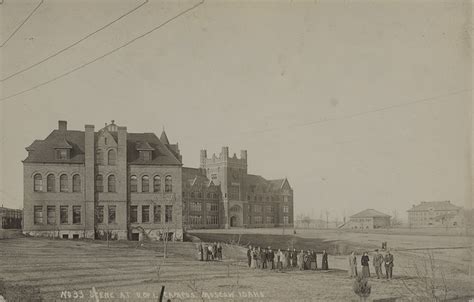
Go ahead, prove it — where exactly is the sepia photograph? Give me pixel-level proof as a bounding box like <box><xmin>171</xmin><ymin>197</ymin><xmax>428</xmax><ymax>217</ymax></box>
<box><xmin>0</xmin><ymin>0</ymin><xmax>472</xmax><ymax>301</ymax></box>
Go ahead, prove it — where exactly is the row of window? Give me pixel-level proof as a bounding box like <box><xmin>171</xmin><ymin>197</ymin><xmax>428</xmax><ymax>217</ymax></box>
<box><xmin>187</xmin><ymin>215</ymin><xmax>218</xmax><ymax>225</ymax></box>
<box><xmin>246</xmin><ymin>195</ymin><xmax>290</xmax><ymax>202</ymax></box>
<box><xmin>130</xmin><ymin>175</ymin><xmax>172</xmax><ymax>193</ymax></box>
<box><xmin>245</xmin><ymin>205</ymin><xmax>288</xmax><ymax>213</ymax></box>
<box><xmin>183</xmin><ymin>191</ymin><xmax>219</xmax><ymax>199</ymax></box>
<box><xmin>33</xmin><ymin>174</ymin><xmax>173</xmax><ymax>193</ymax></box>
<box><xmin>33</xmin><ymin>204</ymin><xmax>173</xmax><ymax>225</ymax></box>
<box><xmin>129</xmin><ymin>205</ymin><xmax>173</xmax><ymax>223</ymax></box>
<box><xmin>34</xmin><ymin>205</ymin><xmax>82</xmax><ymax>225</ymax></box>
<box><xmin>186</xmin><ymin>202</ymin><xmax>218</xmax><ymax>212</ymax></box>
<box><xmin>34</xmin><ymin>174</ymin><xmax>81</xmax><ymax>192</ymax></box>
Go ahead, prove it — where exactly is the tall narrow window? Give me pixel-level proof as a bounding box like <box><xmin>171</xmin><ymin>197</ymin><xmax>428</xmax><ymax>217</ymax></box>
<box><xmin>154</xmin><ymin>205</ymin><xmax>161</xmax><ymax>223</ymax></box>
<box><xmin>60</xmin><ymin>174</ymin><xmax>68</xmax><ymax>192</ymax></box>
<box><xmin>130</xmin><ymin>176</ymin><xmax>137</xmax><ymax>192</ymax></box>
<box><xmin>47</xmin><ymin>174</ymin><xmax>55</xmax><ymax>192</ymax></box>
<box><xmin>165</xmin><ymin>175</ymin><xmax>172</xmax><ymax>193</ymax></box>
<box><xmin>108</xmin><ymin>175</ymin><xmax>116</xmax><ymax>192</ymax></box>
<box><xmin>95</xmin><ymin>175</ymin><xmax>103</xmax><ymax>192</ymax></box>
<box><xmin>142</xmin><ymin>205</ymin><xmax>150</xmax><ymax>223</ymax></box>
<box><xmin>72</xmin><ymin>206</ymin><xmax>81</xmax><ymax>224</ymax></box>
<box><xmin>153</xmin><ymin>176</ymin><xmax>161</xmax><ymax>192</ymax></box>
<box><xmin>96</xmin><ymin>149</ymin><xmax>103</xmax><ymax>165</ymax></box>
<box><xmin>72</xmin><ymin>174</ymin><xmax>81</xmax><ymax>192</ymax></box>
<box><xmin>108</xmin><ymin>149</ymin><xmax>116</xmax><ymax>165</ymax></box>
<box><xmin>142</xmin><ymin>176</ymin><xmax>149</xmax><ymax>192</ymax></box>
<box><xmin>34</xmin><ymin>174</ymin><xmax>43</xmax><ymax>192</ymax></box>
<box><xmin>60</xmin><ymin>206</ymin><xmax>68</xmax><ymax>224</ymax></box>
<box><xmin>108</xmin><ymin>206</ymin><xmax>116</xmax><ymax>224</ymax></box>
<box><xmin>165</xmin><ymin>205</ymin><xmax>173</xmax><ymax>222</ymax></box>
<box><xmin>130</xmin><ymin>205</ymin><xmax>138</xmax><ymax>223</ymax></box>
<box><xmin>96</xmin><ymin>206</ymin><xmax>104</xmax><ymax>224</ymax></box>
<box><xmin>47</xmin><ymin>206</ymin><xmax>56</xmax><ymax>224</ymax></box>
<box><xmin>34</xmin><ymin>206</ymin><xmax>43</xmax><ymax>224</ymax></box>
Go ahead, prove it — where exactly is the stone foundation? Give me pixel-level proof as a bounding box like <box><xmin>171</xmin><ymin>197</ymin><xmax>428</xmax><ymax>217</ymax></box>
<box><xmin>23</xmin><ymin>230</ymin><xmax>94</xmax><ymax>239</ymax></box>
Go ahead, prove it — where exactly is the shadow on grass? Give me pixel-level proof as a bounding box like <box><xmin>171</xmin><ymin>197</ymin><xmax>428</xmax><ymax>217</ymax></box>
<box><xmin>0</xmin><ymin>278</ymin><xmax>42</xmax><ymax>302</ymax></box>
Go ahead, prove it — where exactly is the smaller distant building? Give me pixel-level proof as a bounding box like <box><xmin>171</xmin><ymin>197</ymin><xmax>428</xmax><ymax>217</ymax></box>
<box><xmin>345</xmin><ymin>209</ymin><xmax>391</xmax><ymax>229</ymax></box>
<box><xmin>0</xmin><ymin>206</ymin><xmax>23</xmax><ymax>229</ymax></box>
<box><xmin>407</xmin><ymin>201</ymin><xmax>462</xmax><ymax>227</ymax></box>
<box><xmin>295</xmin><ymin>218</ymin><xmax>338</xmax><ymax>229</ymax></box>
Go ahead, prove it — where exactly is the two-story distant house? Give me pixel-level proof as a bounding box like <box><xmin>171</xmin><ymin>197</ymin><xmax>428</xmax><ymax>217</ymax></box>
<box><xmin>407</xmin><ymin>201</ymin><xmax>462</xmax><ymax>227</ymax></box>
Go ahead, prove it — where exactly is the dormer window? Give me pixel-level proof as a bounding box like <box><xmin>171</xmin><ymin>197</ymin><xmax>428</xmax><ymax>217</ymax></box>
<box><xmin>139</xmin><ymin>150</ymin><xmax>152</xmax><ymax>161</ymax></box>
<box><xmin>135</xmin><ymin>141</ymin><xmax>154</xmax><ymax>161</ymax></box>
<box><xmin>56</xmin><ymin>149</ymin><xmax>69</xmax><ymax>160</ymax></box>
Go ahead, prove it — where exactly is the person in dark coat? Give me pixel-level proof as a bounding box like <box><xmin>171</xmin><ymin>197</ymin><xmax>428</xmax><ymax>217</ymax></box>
<box><xmin>217</xmin><ymin>242</ymin><xmax>223</xmax><ymax>260</ymax></box>
<box><xmin>198</xmin><ymin>243</ymin><xmax>203</xmax><ymax>261</ymax></box>
<box><xmin>292</xmin><ymin>248</ymin><xmax>298</xmax><ymax>268</ymax></box>
<box><xmin>261</xmin><ymin>248</ymin><xmax>267</xmax><ymax>269</ymax></box>
<box><xmin>268</xmin><ymin>247</ymin><xmax>275</xmax><ymax>269</ymax></box>
<box><xmin>247</xmin><ymin>246</ymin><xmax>252</xmax><ymax>267</ymax></box>
<box><xmin>203</xmin><ymin>244</ymin><xmax>209</xmax><ymax>261</ymax></box>
<box><xmin>361</xmin><ymin>252</ymin><xmax>370</xmax><ymax>277</ymax></box>
<box><xmin>311</xmin><ymin>250</ymin><xmax>317</xmax><ymax>270</ymax></box>
<box><xmin>321</xmin><ymin>250</ymin><xmax>329</xmax><ymax>270</ymax></box>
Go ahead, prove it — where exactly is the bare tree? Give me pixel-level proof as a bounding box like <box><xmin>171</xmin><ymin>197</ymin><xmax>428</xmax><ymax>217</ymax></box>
<box><xmin>391</xmin><ymin>210</ymin><xmax>403</xmax><ymax>227</ymax></box>
<box><xmin>398</xmin><ymin>251</ymin><xmax>449</xmax><ymax>301</ymax></box>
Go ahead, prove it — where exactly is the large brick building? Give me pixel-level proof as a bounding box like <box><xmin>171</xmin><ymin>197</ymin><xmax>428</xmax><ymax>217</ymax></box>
<box><xmin>407</xmin><ymin>201</ymin><xmax>462</xmax><ymax>227</ymax></box>
<box><xmin>23</xmin><ymin>121</ymin><xmax>293</xmax><ymax>240</ymax></box>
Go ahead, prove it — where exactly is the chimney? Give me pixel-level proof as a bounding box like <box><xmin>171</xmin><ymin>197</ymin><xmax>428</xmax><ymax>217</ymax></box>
<box><xmin>200</xmin><ymin>150</ymin><xmax>207</xmax><ymax>168</ymax></box>
<box><xmin>58</xmin><ymin>120</ymin><xmax>67</xmax><ymax>131</ymax></box>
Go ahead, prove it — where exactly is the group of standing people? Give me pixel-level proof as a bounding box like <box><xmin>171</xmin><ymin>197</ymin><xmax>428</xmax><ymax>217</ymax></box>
<box><xmin>197</xmin><ymin>242</ymin><xmax>223</xmax><ymax>261</ymax></box>
<box><xmin>348</xmin><ymin>249</ymin><xmax>394</xmax><ymax>280</ymax></box>
<box><xmin>246</xmin><ymin>246</ymin><xmax>329</xmax><ymax>271</ymax></box>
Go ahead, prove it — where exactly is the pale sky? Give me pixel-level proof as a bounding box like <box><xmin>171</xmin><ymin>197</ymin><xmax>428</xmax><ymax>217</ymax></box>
<box><xmin>1</xmin><ymin>0</ymin><xmax>472</xmax><ymax>221</ymax></box>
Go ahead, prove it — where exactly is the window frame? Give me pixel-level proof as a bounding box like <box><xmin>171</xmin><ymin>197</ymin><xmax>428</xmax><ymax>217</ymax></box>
<box><xmin>34</xmin><ymin>174</ymin><xmax>43</xmax><ymax>192</ymax></box>
<box><xmin>59</xmin><ymin>174</ymin><xmax>68</xmax><ymax>192</ymax></box>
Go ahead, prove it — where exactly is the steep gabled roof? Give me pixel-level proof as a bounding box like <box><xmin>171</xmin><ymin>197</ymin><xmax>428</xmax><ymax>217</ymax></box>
<box><xmin>26</xmin><ymin>140</ymin><xmax>44</xmax><ymax>151</ymax></box>
<box><xmin>23</xmin><ymin>130</ymin><xmax>85</xmax><ymax>164</ymax></box>
<box><xmin>135</xmin><ymin>141</ymin><xmax>155</xmax><ymax>151</ymax></box>
<box><xmin>407</xmin><ymin>201</ymin><xmax>461</xmax><ymax>212</ymax></box>
<box><xmin>244</xmin><ymin>174</ymin><xmax>291</xmax><ymax>193</ymax></box>
<box><xmin>160</xmin><ymin>130</ymin><xmax>170</xmax><ymax>145</ymax></box>
<box><xmin>127</xmin><ymin>133</ymin><xmax>181</xmax><ymax>165</ymax></box>
<box><xmin>182</xmin><ymin>167</ymin><xmax>215</xmax><ymax>189</ymax></box>
<box><xmin>350</xmin><ymin>209</ymin><xmax>391</xmax><ymax>218</ymax></box>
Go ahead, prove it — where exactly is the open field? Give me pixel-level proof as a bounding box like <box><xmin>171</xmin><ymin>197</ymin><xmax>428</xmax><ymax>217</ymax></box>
<box><xmin>0</xmin><ymin>229</ymin><xmax>473</xmax><ymax>301</ymax></box>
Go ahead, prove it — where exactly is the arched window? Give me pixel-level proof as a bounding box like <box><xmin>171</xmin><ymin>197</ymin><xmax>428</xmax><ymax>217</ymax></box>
<box><xmin>47</xmin><ymin>174</ymin><xmax>55</xmax><ymax>192</ymax></box>
<box><xmin>95</xmin><ymin>175</ymin><xmax>103</xmax><ymax>192</ymax></box>
<box><xmin>96</xmin><ymin>149</ymin><xmax>103</xmax><ymax>165</ymax></box>
<box><xmin>153</xmin><ymin>175</ymin><xmax>161</xmax><ymax>192</ymax></box>
<box><xmin>108</xmin><ymin>175</ymin><xmax>116</xmax><ymax>192</ymax></box>
<box><xmin>72</xmin><ymin>174</ymin><xmax>81</xmax><ymax>192</ymax></box>
<box><xmin>108</xmin><ymin>149</ymin><xmax>116</xmax><ymax>165</ymax></box>
<box><xmin>60</xmin><ymin>174</ymin><xmax>68</xmax><ymax>192</ymax></box>
<box><xmin>142</xmin><ymin>175</ymin><xmax>149</xmax><ymax>192</ymax></box>
<box><xmin>34</xmin><ymin>174</ymin><xmax>43</xmax><ymax>192</ymax></box>
<box><xmin>191</xmin><ymin>192</ymin><xmax>195</xmax><ymax>198</ymax></box>
<box><xmin>165</xmin><ymin>175</ymin><xmax>172</xmax><ymax>193</ymax></box>
<box><xmin>207</xmin><ymin>192</ymin><xmax>211</xmax><ymax>199</ymax></box>
<box><xmin>130</xmin><ymin>175</ymin><xmax>137</xmax><ymax>192</ymax></box>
